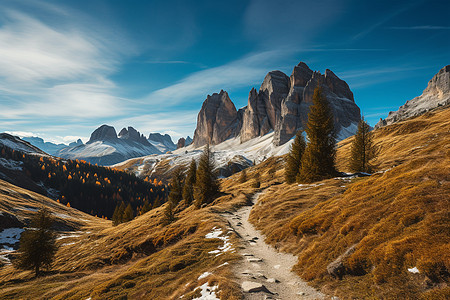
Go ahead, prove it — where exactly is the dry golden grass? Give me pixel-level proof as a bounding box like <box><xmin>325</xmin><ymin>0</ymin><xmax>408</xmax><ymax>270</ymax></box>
<box><xmin>242</xmin><ymin>107</ymin><xmax>450</xmax><ymax>299</ymax></box>
<box><xmin>0</xmin><ymin>178</ymin><xmax>249</xmax><ymax>299</ymax></box>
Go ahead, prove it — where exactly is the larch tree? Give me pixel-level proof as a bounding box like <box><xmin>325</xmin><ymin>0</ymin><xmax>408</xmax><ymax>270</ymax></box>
<box><xmin>298</xmin><ymin>86</ymin><xmax>337</xmax><ymax>183</ymax></box>
<box><xmin>239</xmin><ymin>168</ymin><xmax>247</xmax><ymax>183</ymax></box>
<box><xmin>182</xmin><ymin>159</ymin><xmax>197</xmax><ymax>205</ymax></box>
<box><xmin>164</xmin><ymin>166</ymin><xmax>185</xmax><ymax>224</ymax></box>
<box><xmin>349</xmin><ymin>118</ymin><xmax>378</xmax><ymax>173</ymax></box>
<box><xmin>284</xmin><ymin>130</ymin><xmax>306</xmax><ymax>184</ymax></box>
<box><xmin>123</xmin><ymin>203</ymin><xmax>134</xmax><ymax>222</ymax></box>
<box><xmin>16</xmin><ymin>208</ymin><xmax>57</xmax><ymax>277</ymax></box>
<box><xmin>194</xmin><ymin>144</ymin><xmax>219</xmax><ymax>208</ymax></box>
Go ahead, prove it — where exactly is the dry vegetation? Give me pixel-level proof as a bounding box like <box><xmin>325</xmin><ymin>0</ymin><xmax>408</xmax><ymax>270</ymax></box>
<box><xmin>244</xmin><ymin>107</ymin><xmax>450</xmax><ymax>299</ymax></box>
<box><xmin>1</xmin><ymin>107</ymin><xmax>448</xmax><ymax>299</ymax></box>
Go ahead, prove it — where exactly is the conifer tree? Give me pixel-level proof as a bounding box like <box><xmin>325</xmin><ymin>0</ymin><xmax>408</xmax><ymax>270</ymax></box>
<box><xmin>163</xmin><ymin>199</ymin><xmax>175</xmax><ymax>225</ymax></box>
<box><xmin>182</xmin><ymin>159</ymin><xmax>197</xmax><ymax>205</ymax></box>
<box><xmin>123</xmin><ymin>203</ymin><xmax>134</xmax><ymax>222</ymax></box>
<box><xmin>284</xmin><ymin>130</ymin><xmax>306</xmax><ymax>184</ymax></box>
<box><xmin>16</xmin><ymin>208</ymin><xmax>57</xmax><ymax>276</ymax></box>
<box><xmin>239</xmin><ymin>168</ymin><xmax>247</xmax><ymax>183</ymax></box>
<box><xmin>349</xmin><ymin>118</ymin><xmax>377</xmax><ymax>173</ymax></box>
<box><xmin>168</xmin><ymin>166</ymin><xmax>185</xmax><ymax>205</ymax></box>
<box><xmin>298</xmin><ymin>86</ymin><xmax>337</xmax><ymax>183</ymax></box>
<box><xmin>252</xmin><ymin>171</ymin><xmax>261</xmax><ymax>188</ymax></box>
<box><xmin>194</xmin><ymin>144</ymin><xmax>219</xmax><ymax>208</ymax></box>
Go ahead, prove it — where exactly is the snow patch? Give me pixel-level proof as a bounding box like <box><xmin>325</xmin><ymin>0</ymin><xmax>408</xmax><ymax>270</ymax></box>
<box><xmin>198</xmin><ymin>272</ymin><xmax>212</xmax><ymax>280</ymax></box>
<box><xmin>205</xmin><ymin>227</ymin><xmax>234</xmax><ymax>257</ymax></box>
<box><xmin>192</xmin><ymin>282</ymin><xmax>219</xmax><ymax>300</ymax></box>
<box><xmin>0</xmin><ymin>158</ymin><xmax>23</xmax><ymax>171</ymax></box>
<box><xmin>408</xmin><ymin>267</ymin><xmax>420</xmax><ymax>274</ymax></box>
<box><xmin>0</xmin><ymin>228</ymin><xmax>24</xmax><ymax>245</ymax></box>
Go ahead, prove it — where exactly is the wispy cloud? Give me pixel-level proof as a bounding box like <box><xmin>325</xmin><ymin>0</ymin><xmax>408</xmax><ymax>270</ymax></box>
<box><xmin>388</xmin><ymin>25</ymin><xmax>450</xmax><ymax>30</ymax></box>
<box><xmin>142</xmin><ymin>50</ymin><xmax>292</xmax><ymax>106</ymax></box>
<box><xmin>0</xmin><ymin>3</ymin><xmax>132</xmax><ymax>119</ymax></box>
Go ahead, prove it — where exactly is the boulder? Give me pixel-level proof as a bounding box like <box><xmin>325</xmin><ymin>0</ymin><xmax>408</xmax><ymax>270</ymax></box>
<box><xmin>242</xmin><ymin>281</ymin><xmax>273</xmax><ymax>294</ymax></box>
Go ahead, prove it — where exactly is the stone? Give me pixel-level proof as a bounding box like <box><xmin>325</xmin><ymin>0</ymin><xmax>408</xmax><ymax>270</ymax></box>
<box><xmin>375</xmin><ymin>65</ymin><xmax>450</xmax><ymax>129</ymax></box>
<box><xmin>87</xmin><ymin>124</ymin><xmax>118</xmax><ymax>143</ymax></box>
<box><xmin>247</xmin><ymin>257</ymin><xmax>263</xmax><ymax>262</ymax></box>
<box><xmin>242</xmin><ymin>281</ymin><xmax>273</xmax><ymax>294</ymax></box>
<box><xmin>192</xmin><ymin>90</ymin><xmax>241</xmax><ymax>147</ymax></box>
<box><xmin>176</xmin><ymin>137</ymin><xmax>186</xmax><ymax>149</ymax></box>
<box><xmin>266</xmin><ymin>278</ymin><xmax>280</xmax><ymax>283</ymax></box>
<box><xmin>327</xmin><ymin>244</ymin><xmax>357</xmax><ymax>279</ymax></box>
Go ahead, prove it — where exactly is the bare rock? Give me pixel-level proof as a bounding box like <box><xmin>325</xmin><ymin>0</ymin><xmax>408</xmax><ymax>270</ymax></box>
<box><xmin>375</xmin><ymin>65</ymin><xmax>450</xmax><ymax>129</ymax></box>
<box><xmin>327</xmin><ymin>244</ymin><xmax>357</xmax><ymax>279</ymax></box>
<box><xmin>176</xmin><ymin>137</ymin><xmax>186</xmax><ymax>149</ymax></box>
<box><xmin>242</xmin><ymin>281</ymin><xmax>273</xmax><ymax>294</ymax></box>
<box><xmin>87</xmin><ymin>124</ymin><xmax>118</xmax><ymax>143</ymax></box>
<box><xmin>193</xmin><ymin>90</ymin><xmax>241</xmax><ymax>147</ymax></box>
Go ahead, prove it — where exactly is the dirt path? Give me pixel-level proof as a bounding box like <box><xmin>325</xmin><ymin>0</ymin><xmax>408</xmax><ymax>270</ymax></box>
<box><xmin>222</xmin><ymin>192</ymin><xmax>324</xmax><ymax>300</ymax></box>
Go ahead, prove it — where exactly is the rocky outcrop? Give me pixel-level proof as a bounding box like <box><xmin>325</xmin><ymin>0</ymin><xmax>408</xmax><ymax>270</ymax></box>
<box><xmin>176</xmin><ymin>137</ymin><xmax>186</xmax><ymax>149</ymax></box>
<box><xmin>148</xmin><ymin>133</ymin><xmax>174</xmax><ymax>146</ymax></box>
<box><xmin>193</xmin><ymin>90</ymin><xmax>242</xmax><ymax>147</ymax></box>
<box><xmin>192</xmin><ymin>62</ymin><xmax>361</xmax><ymax>148</ymax></box>
<box><xmin>68</xmin><ymin>139</ymin><xmax>83</xmax><ymax>147</ymax></box>
<box><xmin>87</xmin><ymin>125</ymin><xmax>118</xmax><ymax>144</ymax></box>
<box><xmin>375</xmin><ymin>65</ymin><xmax>450</xmax><ymax>129</ymax></box>
<box><xmin>118</xmin><ymin>127</ymin><xmax>150</xmax><ymax>145</ymax></box>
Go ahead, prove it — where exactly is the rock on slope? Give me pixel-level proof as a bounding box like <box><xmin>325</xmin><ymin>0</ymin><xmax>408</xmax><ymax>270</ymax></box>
<box><xmin>57</xmin><ymin>125</ymin><xmax>161</xmax><ymax>166</ymax></box>
<box><xmin>375</xmin><ymin>65</ymin><xmax>450</xmax><ymax>128</ymax></box>
<box><xmin>192</xmin><ymin>62</ymin><xmax>361</xmax><ymax>147</ymax></box>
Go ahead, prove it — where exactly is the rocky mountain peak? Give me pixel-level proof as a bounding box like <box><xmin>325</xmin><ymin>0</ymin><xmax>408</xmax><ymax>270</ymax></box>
<box><xmin>192</xmin><ymin>90</ymin><xmax>241</xmax><ymax>147</ymax></box>
<box><xmin>87</xmin><ymin>125</ymin><xmax>117</xmax><ymax>144</ymax></box>
<box><xmin>375</xmin><ymin>65</ymin><xmax>450</xmax><ymax>129</ymax></box>
<box><xmin>148</xmin><ymin>133</ymin><xmax>174</xmax><ymax>145</ymax></box>
<box><xmin>192</xmin><ymin>61</ymin><xmax>361</xmax><ymax>148</ymax></box>
<box><xmin>118</xmin><ymin>127</ymin><xmax>149</xmax><ymax>145</ymax></box>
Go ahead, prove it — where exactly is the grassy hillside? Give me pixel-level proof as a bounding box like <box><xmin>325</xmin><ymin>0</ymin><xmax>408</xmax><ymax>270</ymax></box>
<box><xmin>0</xmin><ymin>177</ymin><xmax>252</xmax><ymax>299</ymax></box>
<box><xmin>241</xmin><ymin>107</ymin><xmax>450</xmax><ymax>299</ymax></box>
<box><xmin>1</xmin><ymin>107</ymin><xmax>448</xmax><ymax>299</ymax></box>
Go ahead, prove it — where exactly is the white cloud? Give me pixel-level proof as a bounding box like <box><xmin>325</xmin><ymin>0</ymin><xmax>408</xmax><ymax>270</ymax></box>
<box><xmin>143</xmin><ymin>50</ymin><xmax>292</xmax><ymax>106</ymax></box>
<box><xmin>0</xmin><ymin>4</ymin><xmax>131</xmax><ymax>119</ymax></box>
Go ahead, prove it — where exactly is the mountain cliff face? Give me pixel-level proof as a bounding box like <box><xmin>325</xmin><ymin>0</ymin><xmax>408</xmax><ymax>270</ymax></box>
<box><xmin>375</xmin><ymin>65</ymin><xmax>450</xmax><ymax>129</ymax></box>
<box><xmin>148</xmin><ymin>133</ymin><xmax>176</xmax><ymax>152</ymax></box>
<box><xmin>57</xmin><ymin>125</ymin><xmax>160</xmax><ymax>165</ymax></box>
<box><xmin>193</xmin><ymin>62</ymin><xmax>361</xmax><ymax>147</ymax></box>
<box><xmin>192</xmin><ymin>90</ymin><xmax>242</xmax><ymax>147</ymax></box>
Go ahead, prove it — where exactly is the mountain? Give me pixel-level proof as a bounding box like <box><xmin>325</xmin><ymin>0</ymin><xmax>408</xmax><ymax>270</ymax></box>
<box><xmin>193</xmin><ymin>62</ymin><xmax>361</xmax><ymax>147</ymax></box>
<box><xmin>148</xmin><ymin>133</ymin><xmax>176</xmax><ymax>153</ymax></box>
<box><xmin>57</xmin><ymin>125</ymin><xmax>161</xmax><ymax>166</ymax></box>
<box><xmin>22</xmin><ymin>137</ymin><xmax>67</xmax><ymax>155</ymax></box>
<box><xmin>176</xmin><ymin>136</ymin><xmax>192</xmax><ymax>149</ymax></box>
<box><xmin>375</xmin><ymin>65</ymin><xmax>450</xmax><ymax>129</ymax></box>
<box><xmin>0</xmin><ymin>133</ymin><xmax>47</xmax><ymax>155</ymax></box>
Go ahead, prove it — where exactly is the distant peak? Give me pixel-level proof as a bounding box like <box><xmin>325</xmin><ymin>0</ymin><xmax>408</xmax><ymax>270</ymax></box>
<box><xmin>87</xmin><ymin>124</ymin><xmax>117</xmax><ymax>144</ymax></box>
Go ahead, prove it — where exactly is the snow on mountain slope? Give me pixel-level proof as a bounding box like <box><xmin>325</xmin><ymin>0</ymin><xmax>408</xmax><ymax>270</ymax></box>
<box><xmin>0</xmin><ymin>133</ymin><xmax>47</xmax><ymax>155</ymax></box>
<box><xmin>58</xmin><ymin>139</ymin><xmax>161</xmax><ymax>166</ymax></box>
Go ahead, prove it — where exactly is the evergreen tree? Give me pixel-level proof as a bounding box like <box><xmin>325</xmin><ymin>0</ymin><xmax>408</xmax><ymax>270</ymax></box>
<box><xmin>284</xmin><ymin>130</ymin><xmax>306</xmax><ymax>184</ymax></box>
<box><xmin>168</xmin><ymin>166</ymin><xmax>185</xmax><ymax>205</ymax></box>
<box><xmin>239</xmin><ymin>168</ymin><xmax>247</xmax><ymax>183</ymax></box>
<box><xmin>252</xmin><ymin>171</ymin><xmax>261</xmax><ymax>188</ymax></box>
<box><xmin>16</xmin><ymin>208</ymin><xmax>57</xmax><ymax>276</ymax></box>
<box><xmin>349</xmin><ymin>118</ymin><xmax>378</xmax><ymax>173</ymax></box>
<box><xmin>298</xmin><ymin>86</ymin><xmax>337</xmax><ymax>183</ymax></box>
<box><xmin>163</xmin><ymin>199</ymin><xmax>175</xmax><ymax>225</ymax></box>
<box><xmin>123</xmin><ymin>203</ymin><xmax>134</xmax><ymax>222</ymax></box>
<box><xmin>182</xmin><ymin>159</ymin><xmax>197</xmax><ymax>205</ymax></box>
<box><xmin>194</xmin><ymin>144</ymin><xmax>219</xmax><ymax>208</ymax></box>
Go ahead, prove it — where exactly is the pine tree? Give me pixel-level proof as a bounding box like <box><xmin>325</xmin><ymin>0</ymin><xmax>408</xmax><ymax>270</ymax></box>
<box><xmin>182</xmin><ymin>159</ymin><xmax>197</xmax><ymax>205</ymax></box>
<box><xmin>168</xmin><ymin>166</ymin><xmax>185</xmax><ymax>205</ymax></box>
<box><xmin>194</xmin><ymin>144</ymin><xmax>219</xmax><ymax>208</ymax></box>
<box><xmin>163</xmin><ymin>199</ymin><xmax>175</xmax><ymax>225</ymax></box>
<box><xmin>252</xmin><ymin>171</ymin><xmax>261</xmax><ymax>188</ymax></box>
<box><xmin>15</xmin><ymin>208</ymin><xmax>57</xmax><ymax>276</ymax></box>
<box><xmin>298</xmin><ymin>86</ymin><xmax>337</xmax><ymax>183</ymax></box>
<box><xmin>284</xmin><ymin>130</ymin><xmax>306</xmax><ymax>184</ymax></box>
<box><xmin>349</xmin><ymin>118</ymin><xmax>378</xmax><ymax>173</ymax></box>
<box><xmin>123</xmin><ymin>203</ymin><xmax>134</xmax><ymax>222</ymax></box>
<box><xmin>239</xmin><ymin>168</ymin><xmax>247</xmax><ymax>183</ymax></box>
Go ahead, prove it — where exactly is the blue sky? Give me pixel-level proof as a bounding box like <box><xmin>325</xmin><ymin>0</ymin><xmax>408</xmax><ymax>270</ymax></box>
<box><xmin>0</xmin><ymin>0</ymin><xmax>449</xmax><ymax>144</ymax></box>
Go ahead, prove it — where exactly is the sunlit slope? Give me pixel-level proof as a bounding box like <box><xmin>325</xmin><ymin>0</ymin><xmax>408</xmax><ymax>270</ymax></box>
<box><xmin>228</xmin><ymin>107</ymin><xmax>450</xmax><ymax>299</ymax></box>
<box><xmin>0</xmin><ymin>180</ymin><xmax>250</xmax><ymax>299</ymax></box>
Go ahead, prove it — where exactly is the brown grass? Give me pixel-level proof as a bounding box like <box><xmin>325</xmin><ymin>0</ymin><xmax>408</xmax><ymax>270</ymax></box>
<box><xmin>243</xmin><ymin>107</ymin><xmax>450</xmax><ymax>299</ymax></box>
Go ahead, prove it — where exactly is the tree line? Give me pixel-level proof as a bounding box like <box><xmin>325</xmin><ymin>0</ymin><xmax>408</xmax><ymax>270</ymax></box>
<box><xmin>284</xmin><ymin>86</ymin><xmax>378</xmax><ymax>184</ymax></box>
<box><xmin>0</xmin><ymin>147</ymin><xmax>167</xmax><ymax>221</ymax></box>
